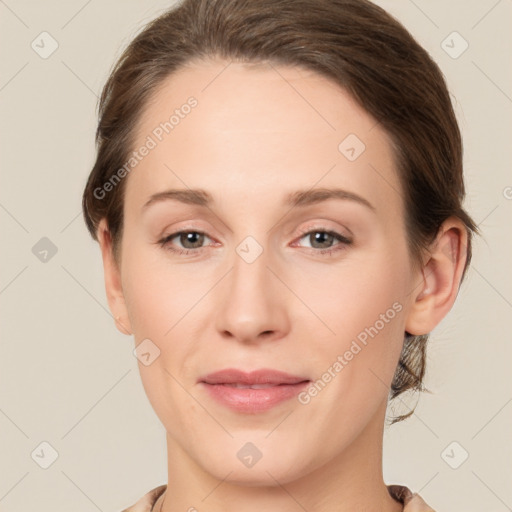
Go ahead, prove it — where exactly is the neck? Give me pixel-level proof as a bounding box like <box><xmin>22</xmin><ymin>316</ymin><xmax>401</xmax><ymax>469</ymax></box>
<box><xmin>161</xmin><ymin>400</ymin><xmax>403</xmax><ymax>512</ymax></box>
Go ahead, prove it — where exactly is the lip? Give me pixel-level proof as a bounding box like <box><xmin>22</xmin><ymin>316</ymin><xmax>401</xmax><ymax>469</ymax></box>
<box><xmin>198</xmin><ymin>368</ymin><xmax>310</xmax><ymax>413</ymax></box>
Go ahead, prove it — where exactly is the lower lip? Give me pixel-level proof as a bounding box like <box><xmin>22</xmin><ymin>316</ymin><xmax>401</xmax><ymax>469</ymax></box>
<box><xmin>200</xmin><ymin>381</ymin><xmax>310</xmax><ymax>413</ymax></box>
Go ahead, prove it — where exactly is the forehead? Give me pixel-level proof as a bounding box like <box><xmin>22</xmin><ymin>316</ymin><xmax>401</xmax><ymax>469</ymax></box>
<box><xmin>126</xmin><ymin>58</ymin><xmax>402</xmax><ymax>219</ymax></box>
<box><xmin>137</xmin><ymin>58</ymin><xmax>380</xmax><ymax>140</ymax></box>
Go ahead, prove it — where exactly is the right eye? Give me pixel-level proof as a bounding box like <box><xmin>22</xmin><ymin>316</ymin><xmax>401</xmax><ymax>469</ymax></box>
<box><xmin>158</xmin><ymin>230</ymin><xmax>214</xmax><ymax>255</ymax></box>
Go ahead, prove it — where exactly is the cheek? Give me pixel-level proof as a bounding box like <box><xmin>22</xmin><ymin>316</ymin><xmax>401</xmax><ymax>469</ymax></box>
<box><xmin>121</xmin><ymin>249</ymin><xmax>207</xmax><ymax>339</ymax></box>
<box><xmin>297</xmin><ymin>245</ymin><xmax>410</xmax><ymax>390</ymax></box>
<box><xmin>295</xmin><ymin>252</ymin><xmax>408</xmax><ymax>336</ymax></box>
<box><xmin>121</xmin><ymin>252</ymin><xmax>204</xmax><ymax>425</ymax></box>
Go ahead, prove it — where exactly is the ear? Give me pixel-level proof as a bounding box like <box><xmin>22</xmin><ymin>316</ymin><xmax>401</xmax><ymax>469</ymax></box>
<box><xmin>405</xmin><ymin>217</ymin><xmax>469</xmax><ymax>336</ymax></box>
<box><xmin>96</xmin><ymin>218</ymin><xmax>132</xmax><ymax>336</ymax></box>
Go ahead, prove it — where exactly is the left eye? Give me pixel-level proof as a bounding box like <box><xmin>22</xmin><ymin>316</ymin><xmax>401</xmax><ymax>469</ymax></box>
<box><xmin>295</xmin><ymin>229</ymin><xmax>352</xmax><ymax>252</ymax></box>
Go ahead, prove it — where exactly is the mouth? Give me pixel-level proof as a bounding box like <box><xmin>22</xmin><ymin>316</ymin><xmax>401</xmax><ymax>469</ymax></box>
<box><xmin>199</xmin><ymin>368</ymin><xmax>309</xmax><ymax>385</ymax></box>
<box><xmin>198</xmin><ymin>368</ymin><xmax>311</xmax><ymax>413</ymax></box>
<box><xmin>215</xmin><ymin>382</ymin><xmax>298</xmax><ymax>389</ymax></box>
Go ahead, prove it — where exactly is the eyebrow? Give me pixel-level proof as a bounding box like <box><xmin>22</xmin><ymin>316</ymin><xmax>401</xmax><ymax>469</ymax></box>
<box><xmin>141</xmin><ymin>187</ymin><xmax>376</xmax><ymax>212</ymax></box>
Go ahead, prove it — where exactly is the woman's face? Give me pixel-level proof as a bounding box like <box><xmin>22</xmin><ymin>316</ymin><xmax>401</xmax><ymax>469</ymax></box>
<box><xmin>114</xmin><ymin>59</ymin><xmax>422</xmax><ymax>484</ymax></box>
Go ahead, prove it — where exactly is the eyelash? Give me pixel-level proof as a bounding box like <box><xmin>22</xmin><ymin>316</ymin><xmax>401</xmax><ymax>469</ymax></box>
<box><xmin>157</xmin><ymin>226</ymin><xmax>352</xmax><ymax>257</ymax></box>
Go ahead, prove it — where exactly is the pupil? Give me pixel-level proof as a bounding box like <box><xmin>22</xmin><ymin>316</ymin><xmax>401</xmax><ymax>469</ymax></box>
<box><xmin>312</xmin><ymin>232</ymin><xmax>331</xmax><ymax>248</ymax></box>
<box><xmin>182</xmin><ymin>232</ymin><xmax>203</xmax><ymax>248</ymax></box>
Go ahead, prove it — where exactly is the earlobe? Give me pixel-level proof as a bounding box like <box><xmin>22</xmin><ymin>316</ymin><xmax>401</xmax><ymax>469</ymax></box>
<box><xmin>115</xmin><ymin>315</ymin><xmax>132</xmax><ymax>336</ymax></box>
<box><xmin>405</xmin><ymin>218</ymin><xmax>468</xmax><ymax>336</ymax></box>
<box><xmin>97</xmin><ymin>218</ymin><xmax>133</xmax><ymax>336</ymax></box>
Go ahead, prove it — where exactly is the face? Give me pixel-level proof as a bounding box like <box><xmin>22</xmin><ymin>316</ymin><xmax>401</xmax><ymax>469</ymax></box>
<box><xmin>111</xmin><ymin>58</ymin><xmax>422</xmax><ymax>485</ymax></box>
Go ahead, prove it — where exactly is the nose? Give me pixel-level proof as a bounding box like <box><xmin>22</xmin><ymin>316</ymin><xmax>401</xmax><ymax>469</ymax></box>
<box><xmin>214</xmin><ymin>242</ymin><xmax>291</xmax><ymax>345</ymax></box>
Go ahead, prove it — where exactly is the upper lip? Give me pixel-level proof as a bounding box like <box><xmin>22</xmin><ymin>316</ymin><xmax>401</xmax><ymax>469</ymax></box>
<box><xmin>199</xmin><ymin>368</ymin><xmax>310</xmax><ymax>385</ymax></box>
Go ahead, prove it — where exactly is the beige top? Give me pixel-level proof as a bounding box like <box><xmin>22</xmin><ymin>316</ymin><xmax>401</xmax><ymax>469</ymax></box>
<box><xmin>121</xmin><ymin>484</ymin><xmax>436</xmax><ymax>511</ymax></box>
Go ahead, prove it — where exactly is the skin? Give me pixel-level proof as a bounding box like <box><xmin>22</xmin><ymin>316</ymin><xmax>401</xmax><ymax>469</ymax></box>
<box><xmin>97</xmin><ymin>58</ymin><xmax>468</xmax><ymax>512</ymax></box>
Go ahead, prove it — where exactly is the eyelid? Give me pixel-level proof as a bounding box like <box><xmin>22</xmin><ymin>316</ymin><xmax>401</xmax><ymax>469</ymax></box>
<box><xmin>159</xmin><ymin>222</ymin><xmax>213</xmax><ymax>240</ymax></box>
<box><xmin>294</xmin><ymin>222</ymin><xmax>353</xmax><ymax>243</ymax></box>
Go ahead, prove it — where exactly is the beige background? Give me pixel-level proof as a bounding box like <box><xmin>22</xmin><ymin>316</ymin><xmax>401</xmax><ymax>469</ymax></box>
<box><xmin>1</xmin><ymin>0</ymin><xmax>511</xmax><ymax>510</ymax></box>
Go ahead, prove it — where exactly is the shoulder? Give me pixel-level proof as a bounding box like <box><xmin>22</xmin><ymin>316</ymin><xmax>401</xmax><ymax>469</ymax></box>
<box><xmin>387</xmin><ymin>484</ymin><xmax>436</xmax><ymax>511</ymax></box>
<box><xmin>121</xmin><ymin>484</ymin><xmax>167</xmax><ymax>512</ymax></box>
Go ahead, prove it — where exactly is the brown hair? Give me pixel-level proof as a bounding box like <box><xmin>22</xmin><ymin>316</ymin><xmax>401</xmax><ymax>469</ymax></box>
<box><xmin>82</xmin><ymin>0</ymin><xmax>478</xmax><ymax>423</ymax></box>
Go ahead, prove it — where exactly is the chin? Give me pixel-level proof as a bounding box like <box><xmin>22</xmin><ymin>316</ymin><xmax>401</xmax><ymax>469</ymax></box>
<box><xmin>199</xmin><ymin>447</ymin><xmax>310</xmax><ymax>487</ymax></box>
